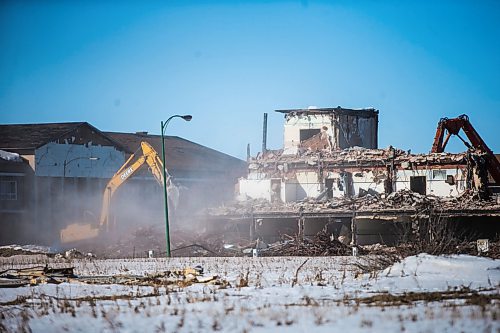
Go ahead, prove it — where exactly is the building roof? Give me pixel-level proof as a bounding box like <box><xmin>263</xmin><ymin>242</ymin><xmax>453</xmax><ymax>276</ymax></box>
<box><xmin>0</xmin><ymin>122</ymin><xmax>126</xmax><ymax>154</ymax></box>
<box><xmin>0</xmin><ymin>122</ymin><xmax>246</xmax><ymax>176</ymax></box>
<box><xmin>104</xmin><ymin>131</ymin><xmax>246</xmax><ymax>173</ymax></box>
<box><xmin>0</xmin><ymin>122</ymin><xmax>86</xmax><ymax>152</ymax></box>
<box><xmin>275</xmin><ymin>106</ymin><xmax>379</xmax><ymax>117</ymax></box>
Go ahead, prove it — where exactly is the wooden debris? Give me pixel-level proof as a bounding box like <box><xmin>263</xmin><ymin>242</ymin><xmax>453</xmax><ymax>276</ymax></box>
<box><xmin>260</xmin><ymin>231</ymin><xmax>353</xmax><ymax>257</ymax></box>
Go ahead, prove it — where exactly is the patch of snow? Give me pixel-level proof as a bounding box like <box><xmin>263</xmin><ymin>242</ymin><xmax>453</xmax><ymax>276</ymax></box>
<box><xmin>0</xmin><ymin>254</ymin><xmax>498</xmax><ymax>332</ymax></box>
<box><xmin>0</xmin><ymin>244</ymin><xmax>53</xmax><ymax>254</ymax></box>
<box><xmin>0</xmin><ymin>149</ymin><xmax>22</xmax><ymax>162</ymax></box>
<box><xmin>361</xmin><ymin>253</ymin><xmax>500</xmax><ymax>293</ymax></box>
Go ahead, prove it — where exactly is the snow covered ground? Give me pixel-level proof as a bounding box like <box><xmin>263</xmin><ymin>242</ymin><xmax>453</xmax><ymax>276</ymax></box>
<box><xmin>0</xmin><ymin>254</ymin><xmax>498</xmax><ymax>332</ymax></box>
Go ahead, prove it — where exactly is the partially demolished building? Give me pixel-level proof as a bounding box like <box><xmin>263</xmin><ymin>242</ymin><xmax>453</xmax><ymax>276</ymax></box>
<box><xmin>211</xmin><ymin>107</ymin><xmax>500</xmax><ymax>245</ymax></box>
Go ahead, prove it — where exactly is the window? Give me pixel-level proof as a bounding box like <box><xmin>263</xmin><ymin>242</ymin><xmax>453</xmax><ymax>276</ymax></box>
<box><xmin>410</xmin><ymin>176</ymin><xmax>426</xmax><ymax>195</ymax></box>
<box><xmin>0</xmin><ymin>180</ymin><xmax>17</xmax><ymax>200</ymax></box>
<box><xmin>446</xmin><ymin>175</ymin><xmax>455</xmax><ymax>185</ymax></box>
<box><xmin>431</xmin><ymin>169</ymin><xmax>446</xmax><ymax>180</ymax></box>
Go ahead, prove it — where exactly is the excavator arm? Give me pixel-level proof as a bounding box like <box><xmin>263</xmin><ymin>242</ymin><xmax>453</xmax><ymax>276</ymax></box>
<box><xmin>431</xmin><ymin>114</ymin><xmax>500</xmax><ymax>184</ymax></box>
<box><xmin>98</xmin><ymin>142</ymin><xmax>165</xmax><ymax>227</ymax></box>
<box><xmin>61</xmin><ymin>141</ymin><xmax>175</xmax><ymax>243</ymax></box>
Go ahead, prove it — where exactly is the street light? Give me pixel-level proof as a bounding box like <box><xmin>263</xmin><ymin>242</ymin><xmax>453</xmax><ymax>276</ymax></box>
<box><xmin>161</xmin><ymin>114</ymin><xmax>192</xmax><ymax>257</ymax></box>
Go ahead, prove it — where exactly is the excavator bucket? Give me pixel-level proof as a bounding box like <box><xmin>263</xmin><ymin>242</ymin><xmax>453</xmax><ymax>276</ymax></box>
<box><xmin>60</xmin><ymin>223</ymin><xmax>100</xmax><ymax>244</ymax></box>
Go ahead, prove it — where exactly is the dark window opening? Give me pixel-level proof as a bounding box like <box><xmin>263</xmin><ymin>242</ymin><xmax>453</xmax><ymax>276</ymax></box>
<box><xmin>410</xmin><ymin>176</ymin><xmax>426</xmax><ymax>195</ymax></box>
<box><xmin>300</xmin><ymin>129</ymin><xmax>320</xmax><ymax>142</ymax></box>
<box><xmin>325</xmin><ymin>179</ymin><xmax>334</xmax><ymax>199</ymax></box>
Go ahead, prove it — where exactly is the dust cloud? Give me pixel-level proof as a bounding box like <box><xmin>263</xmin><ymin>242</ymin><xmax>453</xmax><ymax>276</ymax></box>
<box><xmin>41</xmin><ymin>169</ymin><xmax>240</xmax><ymax>257</ymax></box>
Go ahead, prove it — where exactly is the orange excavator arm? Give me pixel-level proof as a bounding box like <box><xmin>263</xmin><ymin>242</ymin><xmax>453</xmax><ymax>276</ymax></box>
<box><xmin>431</xmin><ymin>114</ymin><xmax>500</xmax><ymax>184</ymax></box>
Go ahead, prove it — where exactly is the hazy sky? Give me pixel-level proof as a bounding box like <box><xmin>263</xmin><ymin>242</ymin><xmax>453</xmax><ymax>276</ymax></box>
<box><xmin>1</xmin><ymin>1</ymin><xmax>499</xmax><ymax>159</ymax></box>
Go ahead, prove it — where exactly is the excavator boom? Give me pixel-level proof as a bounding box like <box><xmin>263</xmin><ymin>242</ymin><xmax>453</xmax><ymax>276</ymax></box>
<box><xmin>60</xmin><ymin>141</ymin><xmax>174</xmax><ymax>243</ymax></box>
<box><xmin>431</xmin><ymin>114</ymin><xmax>500</xmax><ymax>184</ymax></box>
<box><xmin>98</xmin><ymin>141</ymin><xmax>166</xmax><ymax>228</ymax></box>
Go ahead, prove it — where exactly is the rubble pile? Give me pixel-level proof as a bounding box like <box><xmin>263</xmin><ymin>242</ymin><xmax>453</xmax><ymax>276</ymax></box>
<box><xmin>0</xmin><ymin>265</ymin><xmax>224</xmax><ymax>288</ymax></box>
<box><xmin>210</xmin><ymin>189</ymin><xmax>500</xmax><ymax>217</ymax></box>
<box><xmin>392</xmin><ymin>239</ymin><xmax>500</xmax><ymax>259</ymax></box>
<box><xmin>255</xmin><ymin>146</ymin><xmax>404</xmax><ymax>162</ymax></box>
<box><xmin>359</xmin><ymin>189</ymin><xmax>500</xmax><ymax>212</ymax></box>
<box><xmin>171</xmin><ymin>231</ymin><xmax>247</xmax><ymax>257</ymax></box>
<box><xmin>84</xmin><ymin>225</ymin><xmax>167</xmax><ymax>258</ymax></box>
<box><xmin>252</xmin><ymin>146</ymin><xmax>473</xmax><ymax>170</ymax></box>
<box><xmin>0</xmin><ymin>266</ymin><xmax>77</xmax><ymax>288</ymax></box>
<box><xmin>260</xmin><ymin>231</ymin><xmax>352</xmax><ymax>257</ymax></box>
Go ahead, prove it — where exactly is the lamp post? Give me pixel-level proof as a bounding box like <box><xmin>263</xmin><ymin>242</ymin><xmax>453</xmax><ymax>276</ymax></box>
<box><xmin>161</xmin><ymin>115</ymin><xmax>192</xmax><ymax>257</ymax></box>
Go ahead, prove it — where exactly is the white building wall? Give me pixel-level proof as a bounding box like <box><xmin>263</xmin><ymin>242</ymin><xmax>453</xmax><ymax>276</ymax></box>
<box><xmin>352</xmin><ymin>170</ymin><xmax>387</xmax><ymax>195</ymax></box>
<box><xmin>395</xmin><ymin>168</ymin><xmax>466</xmax><ymax>197</ymax></box>
<box><xmin>286</xmin><ymin>172</ymin><xmax>321</xmax><ymax>201</ymax></box>
<box><xmin>239</xmin><ymin>167</ymin><xmax>467</xmax><ymax>203</ymax></box>
<box><xmin>239</xmin><ymin>178</ymin><xmax>272</xmax><ymax>201</ymax></box>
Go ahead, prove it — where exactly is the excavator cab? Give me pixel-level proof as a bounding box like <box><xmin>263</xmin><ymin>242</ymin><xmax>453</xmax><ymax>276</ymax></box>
<box><xmin>431</xmin><ymin>114</ymin><xmax>500</xmax><ymax>185</ymax></box>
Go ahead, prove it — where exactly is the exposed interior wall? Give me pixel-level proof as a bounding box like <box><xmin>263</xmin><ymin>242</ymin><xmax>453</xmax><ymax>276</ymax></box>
<box><xmin>283</xmin><ymin>111</ymin><xmax>378</xmax><ymax>154</ymax></box>
<box><xmin>239</xmin><ymin>179</ymin><xmax>272</xmax><ymax>201</ymax></box>
<box><xmin>240</xmin><ymin>164</ymin><xmax>471</xmax><ymax>202</ymax></box>
<box><xmin>284</xmin><ymin>114</ymin><xmax>333</xmax><ymax>153</ymax></box>
<box><xmin>351</xmin><ymin>170</ymin><xmax>387</xmax><ymax>196</ymax></box>
<box><xmin>395</xmin><ymin>168</ymin><xmax>466</xmax><ymax>197</ymax></box>
<box><xmin>336</xmin><ymin>114</ymin><xmax>378</xmax><ymax>149</ymax></box>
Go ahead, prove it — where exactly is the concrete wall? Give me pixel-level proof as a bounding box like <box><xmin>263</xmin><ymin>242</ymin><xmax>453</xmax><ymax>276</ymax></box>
<box><xmin>395</xmin><ymin>168</ymin><xmax>466</xmax><ymax>196</ymax></box>
<box><xmin>239</xmin><ymin>179</ymin><xmax>272</xmax><ymax>201</ymax></box>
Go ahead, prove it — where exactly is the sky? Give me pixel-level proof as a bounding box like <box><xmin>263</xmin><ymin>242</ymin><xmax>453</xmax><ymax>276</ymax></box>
<box><xmin>1</xmin><ymin>0</ymin><xmax>499</xmax><ymax>159</ymax></box>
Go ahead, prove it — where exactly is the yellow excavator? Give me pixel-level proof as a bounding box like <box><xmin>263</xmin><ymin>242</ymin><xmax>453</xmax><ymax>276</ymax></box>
<box><xmin>60</xmin><ymin>141</ymin><xmax>178</xmax><ymax>244</ymax></box>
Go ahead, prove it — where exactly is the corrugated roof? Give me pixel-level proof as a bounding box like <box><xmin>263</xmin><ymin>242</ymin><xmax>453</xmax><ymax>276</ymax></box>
<box><xmin>104</xmin><ymin>131</ymin><xmax>246</xmax><ymax>172</ymax></box>
<box><xmin>0</xmin><ymin>122</ymin><xmax>86</xmax><ymax>152</ymax></box>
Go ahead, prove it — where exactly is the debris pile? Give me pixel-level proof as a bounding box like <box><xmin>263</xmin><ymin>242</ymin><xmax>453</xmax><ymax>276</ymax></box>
<box><xmin>260</xmin><ymin>231</ymin><xmax>353</xmax><ymax>257</ymax></box>
<box><xmin>171</xmin><ymin>230</ymin><xmax>247</xmax><ymax>257</ymax></box>
<box><xmin>81</xmin><ymin>225</ymin><xmax>167</xmax><ymax>258</ymax></box>
<box><xmin>252</xmin><ymin>146</ymin><xmax>473</xmax><ymax>170</ymax></box>
<box><xmin>80</xmin><ymin>266</ymin><xmax>222</xmax><ymax>287</ymax></box>
<box><xmin>0</xmin><ymin>265</ymin><xmax>224</xmax><ymax>288</ymax></box>
<box><xmin>352</xmin><ymin>189</ymin><xmax>500</xmax><ymax>212</ymax></box>
<box><xmin>0</xmin><ymin>266</ymin><xmax>77</xmax><ymax>288</ymax></box>
<box><xmin>210</xmin><ymin>189</ymin><xmax>500</xmax><ymax>217</ymax></box>
<box><xmin>54</xmin><ymin>248</ymin><xmax>95</xmax><ymax>260</ymax></box>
